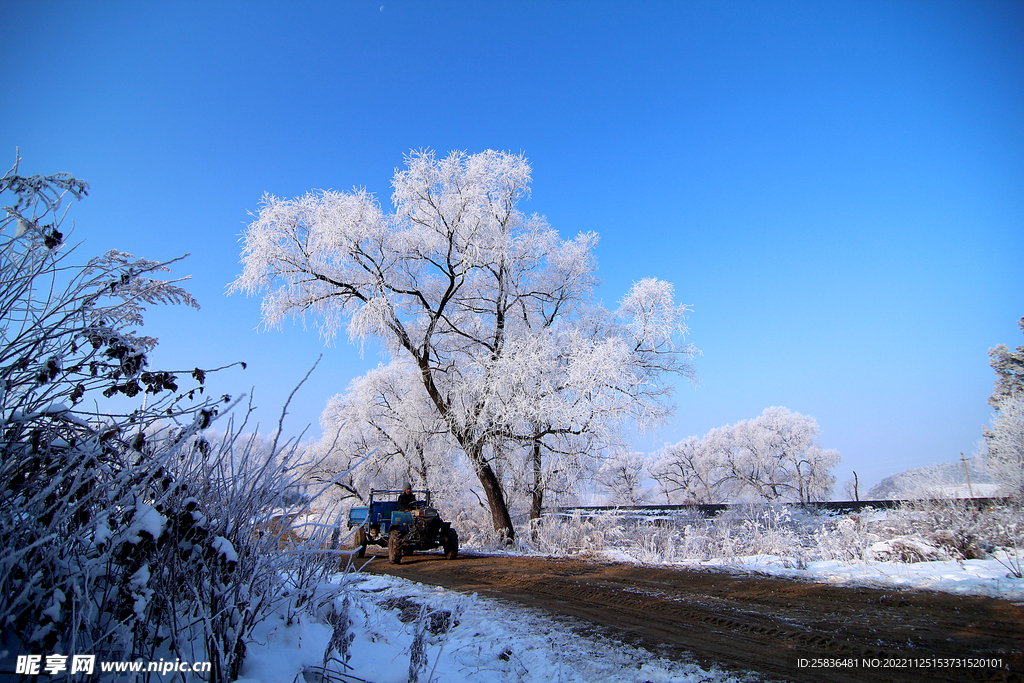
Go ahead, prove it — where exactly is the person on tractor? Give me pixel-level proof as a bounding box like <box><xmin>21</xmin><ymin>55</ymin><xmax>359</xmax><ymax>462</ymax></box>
<box><xmin>398</xmin><ymin>484</ymin><xmax>416</xmax><ymax>511</ymax></box>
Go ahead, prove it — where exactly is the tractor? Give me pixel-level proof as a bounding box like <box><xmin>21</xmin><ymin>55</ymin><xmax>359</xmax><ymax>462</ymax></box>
<box><xmin>347</xmin><ymin>488</ymin><xmax>459</xmax><ymax>564</ymax></box>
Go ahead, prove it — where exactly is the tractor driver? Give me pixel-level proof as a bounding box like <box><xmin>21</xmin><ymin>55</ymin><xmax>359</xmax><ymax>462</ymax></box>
<box><xmin>398</xmin><ymin>484</ymin><xmax>417</xmax><ymax>511</ymax></box>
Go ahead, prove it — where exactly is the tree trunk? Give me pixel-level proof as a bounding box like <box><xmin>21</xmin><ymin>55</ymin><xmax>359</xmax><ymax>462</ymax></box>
<box><xmin>416</xmin><ymin>357</ymin><xmax>516</xmax><ymax>541</ymax></box>
<box><xmin>471</xmin><ymin>450</ymin><xmax>516</xmax><ymax>542</ymax></box>
<box><xmin>530</xmin><ymin>439</ymin><xmax>543</xmax><ymax>520</ymax></box>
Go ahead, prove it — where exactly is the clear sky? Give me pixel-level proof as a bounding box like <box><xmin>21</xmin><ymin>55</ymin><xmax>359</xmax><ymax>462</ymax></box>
<box><xmin>3</xmin><ymin>0</ymin><xmax>1021</xmax><ymax>495</ymax></box>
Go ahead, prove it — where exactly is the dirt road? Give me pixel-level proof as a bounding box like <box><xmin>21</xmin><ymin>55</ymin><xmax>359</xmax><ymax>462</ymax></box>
<box><xmin>361</xmin><ymin>550</ymin><xmax>1024</xmax><ymax>683</ymax></box>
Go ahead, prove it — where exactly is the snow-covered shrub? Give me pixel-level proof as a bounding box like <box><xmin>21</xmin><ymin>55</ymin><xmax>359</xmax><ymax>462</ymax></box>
<box><xmin>524</xmin><ymin>511</ymin><xmax>627</xmax><ymax>556</ymax></box>
<box><xmin>622</xmin><ymin>504</ymin><xmax>814</xmax><ymax>564</ymax></box>
<box><xmin>866</xmin><ymin>537</ymin><xmax>948</xmax><ymax>563</ymax></box>
<box><xmin>0</xmin><ymin>158</ymin><xmax>335</xmax><ymax>681</ymax></box>
<box><xmin>629</xmin><ymin>522</ymin><xmax>688</xmax><ymax>563</ymax></box>
<box><xmin>733</xmin><ymin>504</ymin><xmax>802</xmax><ymax>557</ymax></box>
<box><xmin>812</xmin><ymin>512</ymin><xmax>880</xmax><ymax>562</ymax></box>
<box><xmin>877</xmin><ymin>499</ymin><xmax>1015</xmax><ymax>560</ymax></box>
<box><xmin>524</xmin><ymin>498</ymin><xmax>1024</xmax><ymax>572</ymax></box>
<box><xmin>154</xmin><ymin>422</ymin><xmax>341</xmax><ymax>680</ymax></box>
<box><xmin>990</xmin><ymin>510</ymin><xmax>1024</xmax><ymax>574</ymax></box>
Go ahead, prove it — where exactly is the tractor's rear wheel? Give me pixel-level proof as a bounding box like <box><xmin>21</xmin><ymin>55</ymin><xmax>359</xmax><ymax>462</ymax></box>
<box><xmin>443</xmin><ymin>529</ymin><xmax>459</xmax><ymax>560</ymax></box>
<box><xmin>354</xmin><ymin>528</ymin><xmax>367</xmax><ymax>558</ymax></box>
<box><xmin>388</xmin><ymin>529</ymin><xmax>403</xmax><ymax>565</ymax></box>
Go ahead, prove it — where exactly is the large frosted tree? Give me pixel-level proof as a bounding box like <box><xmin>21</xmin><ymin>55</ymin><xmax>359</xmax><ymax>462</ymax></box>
<box><xmin>231</xmin><ymin>150</ymin><xmax>696</xmax><ymax>539</ymax></box>
<box><xmin>987</xmin><ymin>316</ymin><xmax>1024</xmax><ymax>409</ymax></box>
<box><xmin>985</xmin><ymin>317</ymin><xmax>1024</xmax><ymax>496</ymax></box>
<box><xmin>651</xmin><ymin>407</ymin><xmax>840</xmax><ymax>503</ymax></box>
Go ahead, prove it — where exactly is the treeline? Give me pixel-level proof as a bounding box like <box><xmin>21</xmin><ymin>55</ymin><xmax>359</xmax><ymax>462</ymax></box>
<box><xmin>547</xmin><ymin>497</ymin><xmax>1012</xmax><ymax>518</ymax></box>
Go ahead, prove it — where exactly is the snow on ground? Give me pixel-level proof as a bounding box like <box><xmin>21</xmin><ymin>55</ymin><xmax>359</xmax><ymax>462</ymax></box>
<box><xmin>237</xmin><ymin>500</ymin><xmax>1024</xmax><ymax>683</ymax></box>
<box><xmin>238</xmin><ymin>569</ymin><xmax>746</xmax><ymax>683</ymax></box>
<box><xmin>601</xmin><ymin>550</ymin><xmax>1024</xmax><ymax>602</ymax></box>
<box><xmin>235</xmin><ymin>547</ymin><xmax>1023</xmax><ymax>683</ymax></box>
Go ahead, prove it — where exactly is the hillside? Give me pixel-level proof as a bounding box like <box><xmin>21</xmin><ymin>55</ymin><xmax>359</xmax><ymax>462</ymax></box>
<box><xmin>866</xmin><ymin>456</ymin><xmax>1000</xmax><ymax>499</ymax></box>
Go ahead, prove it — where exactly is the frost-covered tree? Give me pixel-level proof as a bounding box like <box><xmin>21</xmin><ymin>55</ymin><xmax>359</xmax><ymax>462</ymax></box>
<box><xmin>985</xmin><ymin>394</ymin><xmax>1024</xmax><ymax>498</ymax></box>
<box><xmin>983</xmin><ymin>318</ymin><xmax>1024</xmax><ymax>498</ymax></box>
<box><xmin>596</xmin><ymin>449</ymin><xmax>651</xmax><ymax>505</ymax></box>
<box><xmin>734</xmin><ymin>406</ymin><xmax>839</xmax><ymax>503</ymax></box>
<box><xmin>987</xmin><ymin>316</ymin><xmax>1024</xmax><ymax>409</ymax></box>
<box><xmin>231</xmin><ymin>150</ymin><xmax>697</xmax><ymax>540</ymax></box>
<box><xmin>651</xmin><ymin>407</ymin><xmax>839</xmax><ymax>503</ymax></box>
<box><xmin>305</xmin><ymin>359</ymin><xmax>460</xmax><ymax>508</ymax></box>
<box><xmin>843</xmin><ymin>471</ymin><xmax>860</xmax><ymax>501</ymax></box>
<box><xmin>650</xmin><ymin>434</ymin><xmax>728</xmax><ymax>504</ymax></box>
<box><xmin>793</xmin><ymin>443</ymin><xmax>842</xmax><ymax>503</ymax></box>
<box><xmin>480</xmin><ymin>282</ymin><xmax>696</xmax><ymax>519</ymax></box>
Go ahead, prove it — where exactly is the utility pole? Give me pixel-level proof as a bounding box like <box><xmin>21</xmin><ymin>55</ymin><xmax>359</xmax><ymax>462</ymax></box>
<box><xmin>961</xmin><ymin>452</ymin><xmax>975</xmax><ymax>498</ymax></box>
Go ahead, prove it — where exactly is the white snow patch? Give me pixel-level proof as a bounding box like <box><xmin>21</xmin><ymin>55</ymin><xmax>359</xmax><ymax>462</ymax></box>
<box><xmin>867</xmin><ymin>537</ymin><xmax>947</xmax><ymax>563</ymax></box>
<box><xmin>92</xmin><ymin>515</ymin><xmax>112</xmax><ymax>549</ymax></box>
<box><xmin>129</xmin><ymin>564</ymin><xmax>151</xmax><ymax>590</ymax></box>
<box><xmin>237</xmin><ymin>614</ymin><xmax>332</xmax><ymax>683</ymax></box>
<box><xmin>211</xmin><ymin>535</ymin><xmax>238</xmax><ymax>564</ymax></box>
<box><xmin>238</xmin><ymin>571</ymin><xmax>743</xmax><ymax>683</ymax></box>
<box><xmin>40</xmin><ymin>589</ymin><xmax>65</xmax><ymax>623</ymax></box>
<box><xmin>130</xmin><ymin>564</ymin><xmax>154</xmax><ymax>620</ymax></box>
<box><xmin>129</xmin><ymin>503</ymin><xmax>166</xmax><ymax>542</ymax></box>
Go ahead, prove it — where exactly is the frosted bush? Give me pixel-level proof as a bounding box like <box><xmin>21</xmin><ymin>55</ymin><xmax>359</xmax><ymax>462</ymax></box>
<box><xmin>735</xmin><ymin>505</ymin><xmax>801</xmax><ymax>557</ymax></box>
<box><xmin>812</xmin><ymin>514</ymin><xmax>879</xmax><ymax>561</ymax></box>
<box><xmin>867</xmin><ymin>537</ymin><xmax>948</xmax><ymax>563</ymax></box>
<box><xmin>631</xmin><ymin>524</ymin><xmax>685</xmax><ymax>563</ymax></box>
<box><xmin>0</xmin><ymin>159</ymin><xmax>335</xmax><ymax>681</ymax></box>
<box><xmin>524</xmin><ymin>511</ymin><xmax>627</xmax><ymax>556</ymax></box>
<box><xmin>517</xmin><ymin>500</ymin><xmax>1024</xmax><ymax>570</ymax></box>
<box><xmin>878</xmin><ymin>499</ymin><xmax>1023</xmax><ymax>560</ymax></box>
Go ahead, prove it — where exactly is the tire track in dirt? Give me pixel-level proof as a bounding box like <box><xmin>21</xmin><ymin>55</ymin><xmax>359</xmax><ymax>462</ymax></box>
<box><xmin>361</xmin><ymin>551</ymin><xmax>1024</xmax><ymax>683</ymax></box>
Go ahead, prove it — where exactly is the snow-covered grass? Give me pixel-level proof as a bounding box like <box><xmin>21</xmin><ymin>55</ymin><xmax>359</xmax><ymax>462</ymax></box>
<box><xmin>514</xmin><ymin>500</ymin><xmax>1024</xmax><ymax>601</ymax></box>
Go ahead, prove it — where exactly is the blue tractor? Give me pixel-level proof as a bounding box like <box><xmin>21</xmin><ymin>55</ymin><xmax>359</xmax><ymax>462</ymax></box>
<box><xmin>347</xmin><ymin>488</ymin><xmax>459</xmax><ymax>564</ymax></box>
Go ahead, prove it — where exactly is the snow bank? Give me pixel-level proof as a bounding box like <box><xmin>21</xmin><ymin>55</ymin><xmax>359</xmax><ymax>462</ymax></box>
<box><xmin>239</xmin><ymin>572</ymin><xmax>741</xmax><ymax>683</ymax></box>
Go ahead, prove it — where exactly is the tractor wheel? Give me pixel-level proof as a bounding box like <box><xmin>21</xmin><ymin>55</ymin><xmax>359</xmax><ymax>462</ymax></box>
<box><xmin>388</xmin><ymin>529</ymin><xmax>403</xmax><ymax>565</ymax></box>
<box><xmin>354</xmin><ymin>528</ymin><xmax>367</xmax><ymax>558</ymax></box>
<box><xmin>443</xmin><ymin>529</ymin><xmax>459</xmax><ymax>560</ymax></box>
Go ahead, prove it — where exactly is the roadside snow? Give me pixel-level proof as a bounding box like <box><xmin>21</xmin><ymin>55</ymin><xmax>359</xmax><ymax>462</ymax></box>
<box><xmin>237</xmin><ymin>613</ymin><xmax>332</xmax><ymax>683</ymax></box>
<box><xmin>601</xmin><ymin>549</ymin><xmax>1024</xmax><ymax>601</ymax></box>
<box><xmin>240</xmin><ymin>571</ymin><xmax>746</xmax><ymax>683</ymax></box>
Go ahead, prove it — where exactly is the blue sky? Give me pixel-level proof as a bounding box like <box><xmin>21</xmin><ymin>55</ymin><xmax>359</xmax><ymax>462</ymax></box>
<box><xmin>3</xmin><ymin>0</ymin><xmax>1021</xmax><ymax>495</ymax></box>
